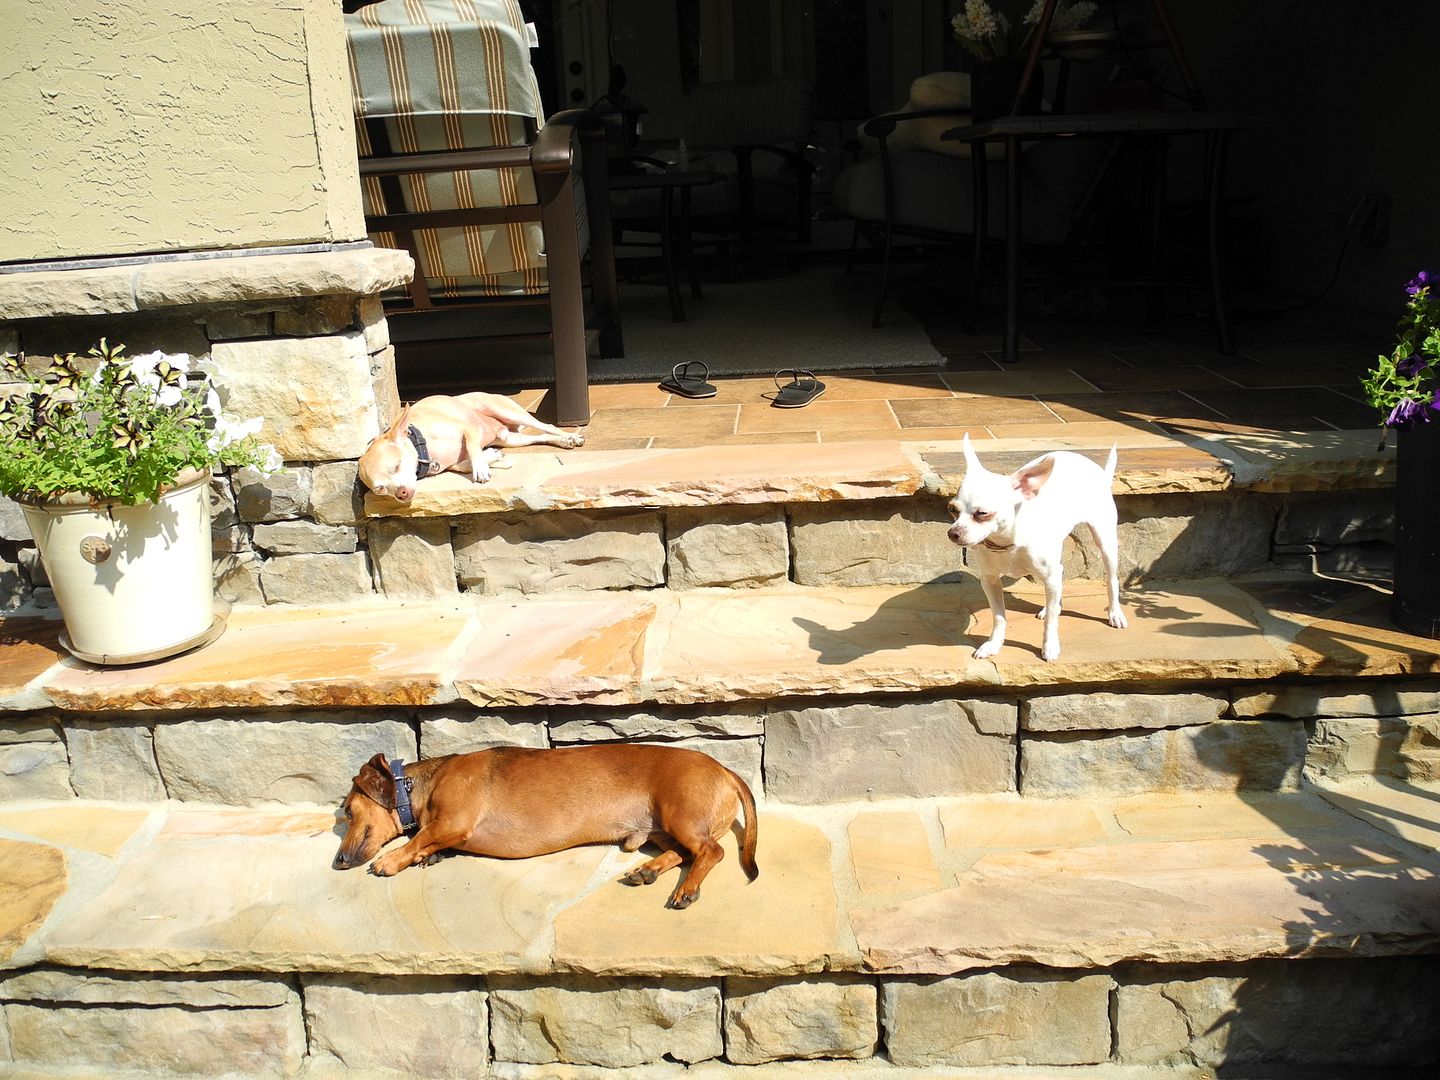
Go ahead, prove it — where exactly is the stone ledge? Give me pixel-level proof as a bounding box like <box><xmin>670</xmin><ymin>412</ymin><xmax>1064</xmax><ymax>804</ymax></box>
<box><xmin>363</xmin><ymin>431</ymin><xmax>1394</xmax><ymax>520</ymax></box>
<box><xmin>0</xmin><ymin>247</ymin><xmax>414</xmax><ymax>321</ymax></box>
<box><xmin>2</xmin><ymin>790</ymin><xmax>1437</xmax><ymax>980</ymax></box>
<box><xmin>2</xmin><ymin>575</ymin><xmax>1436</xmax><ymax>714</ymax></box>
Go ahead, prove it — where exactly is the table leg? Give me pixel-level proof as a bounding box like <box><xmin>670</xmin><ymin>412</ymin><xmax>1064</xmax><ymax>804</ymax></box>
<box><xmin>1002</xmin><ymin>134</ymin><xmax>1022</xmax><ymax>363</ymax></box>
<box><xmin>1144</xmin><ymin>135</ymin><xmax>1170</xmax><ymax>325</ymax></box>
<box><xmin>681</xmin><ymin>185</ymin><xmax>702</xmax><ymax>299</ymax></box>
<box><xmin>1207</xmin><ymin>129</ymin><xmax>1235</xmax><ymax>354</ymax></box>
<box><xmin>660</xmin><ymin>186</ymin><xmax>684</xmax><ymax>321</ymax></box>
<box><xmin>964</xmin><ymin>141</ymin><xmax>987</xmax><ymax>335</ymax></box>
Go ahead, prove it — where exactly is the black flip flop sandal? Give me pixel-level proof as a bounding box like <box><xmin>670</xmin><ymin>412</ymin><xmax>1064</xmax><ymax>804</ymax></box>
<box><xmin>659</xmin><ymin>360</ymin><xmax>717</xmax><ymax>399</ymax></box>
<box><xmin>771</xmin><ymin>368</ymin><xmax>826</xmax><ymax>408</ymax></box>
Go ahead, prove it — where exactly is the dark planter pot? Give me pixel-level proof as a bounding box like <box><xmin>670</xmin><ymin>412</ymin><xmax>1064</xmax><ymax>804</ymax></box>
<box><xmin>1391</xmin><ymin>421</ymin><xmax>1440</xmax><ymax>638</ymax></box>
<box><xmin>972</xmin><ymin>59</ymin><xmax>1044</xmax><ymax>122</ymax></box>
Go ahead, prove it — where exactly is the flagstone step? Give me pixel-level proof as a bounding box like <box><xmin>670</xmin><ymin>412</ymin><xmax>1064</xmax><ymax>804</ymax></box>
<box><xmin>3</xmin><ymin>574</ymin><xmax>1435</xmax><ymax>717</ymax></box>
<box><xmin>1</xmin><ymin>789</ymin><xmax>1438</xmax><ymax>1075</ymax></box>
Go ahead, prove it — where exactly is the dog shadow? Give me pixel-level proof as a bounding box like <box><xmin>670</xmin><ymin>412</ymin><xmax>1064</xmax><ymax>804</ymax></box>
<box><xmin>792</xmin><ymin>576</ymin><xmax>979</xmax><ymax>665</ymax></box>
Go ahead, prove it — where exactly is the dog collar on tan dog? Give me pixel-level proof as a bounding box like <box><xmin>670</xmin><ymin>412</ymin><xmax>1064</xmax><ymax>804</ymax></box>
<box><xmin>406</xmin><ymin>425</ymin><xmax>442</xmax><ymax>481</ymax></box>
<box><xmin>981</xmin><ymin>537</ymin><xmax>1015</xmax><ymax>551</ymax></box>
<box><xmin>387</xmin><ymin>758</ymin><xmax>419</xmax><ymax>835</ymax></box>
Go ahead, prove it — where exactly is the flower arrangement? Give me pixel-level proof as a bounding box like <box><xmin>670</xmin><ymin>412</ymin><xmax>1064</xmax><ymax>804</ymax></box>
<box><xmin>1362</xmin><ymin>271</ymin><xmax>1439</xmax><ymax>438</ymax></box>
<box><xmin>0</xmin><ymin>340</ymin><xmax>278</xmax><ymax>505</ymax></box>
<box><xmin>951</xmin><ymin>0</ymin><xmax>1098</xmax><ymax>61</ymax></box>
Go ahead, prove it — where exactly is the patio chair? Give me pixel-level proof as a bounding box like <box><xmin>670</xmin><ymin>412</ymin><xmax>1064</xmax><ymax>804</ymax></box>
<box><xmin>344</xmin><ymin>0</ymin><xmax>621</xmax><ymax>426</ymax></box>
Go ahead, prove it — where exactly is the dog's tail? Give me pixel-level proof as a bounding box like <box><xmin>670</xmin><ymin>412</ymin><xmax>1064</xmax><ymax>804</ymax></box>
<box><xmin>1104</xmin><ymin>444</ymin><xmax>1118</xmax><ymax>482</ymax></box>
<box><xmin>727</xmin><ymin>767</ymin><xmax>760</xmax><ymax>882</ymax></box>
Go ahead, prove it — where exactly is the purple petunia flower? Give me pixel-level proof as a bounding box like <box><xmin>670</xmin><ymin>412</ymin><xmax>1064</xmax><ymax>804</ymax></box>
<box><xmin>1397</xmin><ymin>353</ymin><xmax>1430</xmax><ymax>377</ymax></box>
<box><xmin>1386</xmin><ymin>397</ymin><xmax>1436</xmax><ymax>427</ymax></box>
<box><xmin>1405</xmin><ymin>269</ymin><xmax>1436</xmax><ymax>296</ymax></box>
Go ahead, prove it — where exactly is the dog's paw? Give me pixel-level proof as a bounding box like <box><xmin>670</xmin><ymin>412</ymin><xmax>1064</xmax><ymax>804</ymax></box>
<box><xmin>369</xmin><ymin>853</ymin><xmax>406</xmax><ymax>877</ymax></box>
<box><xmin>974</xmin><ymin>639</ymin><xmax>1003</xmax><ymax>660</ymax></box>
<box><xmin>667</xmin><ymin>887</ymin><xmax>698</xmax><ymax>910</ymax></box>
<box><xmin>419</xmin><ymin>851</ymin><xmax>450</xmax><ymax>868</ymax></box>
<box><xmin>1041</xmin><ymin>639</ymin><xmax>1061</xmax><ymax>662</ymax></box>
<box><xmin>623</xmin><ymin>866</ymin><xmax>659</xmax><ymax>886</ymax></box>
<box><xmin>1035</xmin><ymin>606</ymin><xmax>1048</xmax><ymax>620</ymax></box>
<box><xmin>1109</xmin><ymin>609</ymin><xmax>1129</xmax><ymax>630</ymax></box>
<box><xmin>562</xmin><ymin>432</ymin><xmax>585</xmax><ymax>449</ymax></box>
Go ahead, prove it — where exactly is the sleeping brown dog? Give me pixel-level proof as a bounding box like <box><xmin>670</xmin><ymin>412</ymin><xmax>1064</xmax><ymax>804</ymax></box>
<box><xmin>334</xmin><ymin>744</ymin><xmax>759</xmax><ymax>910</ymax></box>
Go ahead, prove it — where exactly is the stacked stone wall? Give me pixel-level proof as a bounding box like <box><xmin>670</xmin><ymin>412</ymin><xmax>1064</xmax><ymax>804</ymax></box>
<box><xmin>2</xmin><ymin>958</ymin><xmax>1437</xmax><ymax>1074</ymax></box>
<box><xmin>4</xmin><ymin>680</ymin><xmax>1435</xmax><ymax>806</ymax></box>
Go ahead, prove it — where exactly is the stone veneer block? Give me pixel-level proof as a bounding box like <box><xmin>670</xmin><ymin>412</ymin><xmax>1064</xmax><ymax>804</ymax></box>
<box><xmin>1021</xmin><ymin>721</ymin><xmax>1306</xmax><ymax>796</ymax></box>
<box><xmin>1305</xmin><ymin>716</ymin><xmax>1440</xmax><ymax>784</ymax></box>
<box><xmin>0</xmin><ymin>726</ymin><xmax>71</xmax><ymax>800</ymax></box>
<box><xmin>848</xmin><ymin>811</ymin><xmax>942</xmax><ymax>894</ymax></box>
<box><xmin>234</xmin><ymin>465</ymin><xmax>312</xmax><ymax>523</ymax></box>
<box><xmin>1023</xmin><ymin>690</ymin><xmax>1227</xmax><ymax>731</ymax></box>
<box><xmin>273</xmin><ymin>295</ymin><xmax>355</xmax><ymax>337</ymax></box>
<box><xmin>1274</xmin><ymin>489</ymin><xmax>1394</xmax><ymax>546</ymax></box>
<box><xmin>665</xmin><ymin>506</ymin><xmax>788</xmax><ymax>588</ymax></box>
<box><xmin>152</xmin><ymin>713</ymin><xmax>415</xmax><ymax>805</ymax></box>
<box><xmin>553</xmin><ymin>817</ymin><xmax>841</xmax><ymax>977</ymax></box>
<box><xmin>419</xmin><ymin>710</ymin><xmax>550</xmax><ymax>756</ymax></box>
<box><xmin>0</xmin><ymin>495</ymin><xmax>30</xmax><ymax>541</ymax></box>
<box><xmin>369</xmin><ymin>519</ymin><xmax>458</xmax><ymax>598</ymax></box>
<box><xmin>304</xmin><ymin>974</ymin><xmax>487</xmax><ymax>1076</ymax></box>
<box><xmin>65</xmin><ymin>719</ymin><xmax>166</xmax><ymax>802</ymax></box>
<box><xmin>39</xmin><ymin>603</ymin><xmax>472</xmax><ymax>711</ymax></box>
<box><xmin>1234</xmin><ymin>682</ymin><xmax>1440</xmax><ymax>719</ymax></box>
<box><xmin>789</xmin><ymin>500</ymin><xmax>960</xmax><ymax>587</ymax></box>
<box><xmin>251</xmin><ymin>521</ymin><xmax>358</xmax><ymax>555</ymax></box>
<box><xmin>765</xmin><ymin>698</ymin><xmax>1016</xmax><ymax>803</ymax></box>
<box><xmin>367</xmin><ymin>441</ymin><xmax>926</xmax><ymax>517</ymax></box>
<box><xmin>1119</xmin><ymin>492</ymin><xmax>1277</xmax><ymax>579</ymax></box>
<box><xmin>5</xmin><ymin>999</ymin><xmax>306</xmax><ymax>1076</ymax></box>
<box><xmin>0</xmin><ymin>265</ymin><xmax>138</xmax><ymax>318</ymax></box>
<box><xmin>455</xmin><ymin>512</ymin><xmax>664</xmax><ymax>594</ymax></box>
<box><xmin>212</xmin><ymin>332</ymin><xmax>380</xmax><ymax>461</ymax></box>
<box><xmin>0</xmin><ymin>969</ymin><xmax>294</xmax><ymax>1008</ymax></box>
<box><xmin>854</xmin><ymin>833</ymin><xmax>1440</xmax><ymax>974</ymax></box>
<box><xmin>359</xmin><ymin>296</ymin><xmax>390</xmax><ymax>352</ymax></box>
<box><xmin>310</xmin><ymin>461</ymin><xmax>365</xmax><ymax>526</ymax></box>
<box><xmin>260</xmin><ymin>552</ymin><xmax>374</xmax><ymax>605</ymax></box>
<box><xmin>206</xmin><ymin>309</ymin><xmax>273</xmax><ymax>340</ymax></box>
<box><xmin>488</xmin><ymin>977</ymin><xmax>722</xmax><ymax>1066</ymax></box>
<box><xmin>723</xmin><ymin>976</ymin><xmax>878</xmax><ymax>1064</ymax></box>
<box><xmin>214</xmin><ymin>552</ymin><xmax>266</xmax><ymax>607</ymax></box>
<box><xmin>1114</xmin><ymin>959</ymin><xmax>1440</xmax><ymax>1068</ymax></box>
<box><xmin>881</xmin><ymin>971</ymin><xmax>1113</xmax><ymax>1066</ymax></box>
<box><xmin>548</xmin><ymin>706</ymin><xmax>765</xmax><ymax>742</ymax></box>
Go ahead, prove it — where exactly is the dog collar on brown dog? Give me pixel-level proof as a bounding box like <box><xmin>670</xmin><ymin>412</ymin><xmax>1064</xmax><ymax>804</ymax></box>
<box><xmin>387</xmin><ymin>758</ymin><xmax>419</xmax><ymax>834</ymax></box>
<box><xmin>981</xmin><ymin>537</ymin><xmax>1015</xmax><ymax>551</ymax></box>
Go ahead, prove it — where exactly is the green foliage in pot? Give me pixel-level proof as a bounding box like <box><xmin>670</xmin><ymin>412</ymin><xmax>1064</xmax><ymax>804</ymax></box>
<box><xmin>0</xmin><ymin>340</ymin><xmax>278</xmax><ymax>504</ymax></box>
<box><xmin>1362</xmin><ymin>270</ymin><xmax>1439</xmax><ymax>442</ymax></box>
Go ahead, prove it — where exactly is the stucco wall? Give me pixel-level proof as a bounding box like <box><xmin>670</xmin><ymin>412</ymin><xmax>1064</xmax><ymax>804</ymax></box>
<box><xmin>0</xmin><ymin>0</ymin><xmax>365</xmax><ymax>263</ymax></box>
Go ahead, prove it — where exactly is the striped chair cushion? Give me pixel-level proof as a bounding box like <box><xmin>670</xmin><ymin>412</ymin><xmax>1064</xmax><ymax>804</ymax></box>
<box><xmin>345</xmin><ymin>0</ymin><xmax>586</xmax><ymax>299</ymax></box>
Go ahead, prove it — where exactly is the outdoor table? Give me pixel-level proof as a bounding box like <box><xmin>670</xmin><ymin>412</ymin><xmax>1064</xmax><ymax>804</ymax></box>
<box><xmin>608</xmin><ymin>167</ymin><xmax>722</xmax><ymax>321</ymax></box>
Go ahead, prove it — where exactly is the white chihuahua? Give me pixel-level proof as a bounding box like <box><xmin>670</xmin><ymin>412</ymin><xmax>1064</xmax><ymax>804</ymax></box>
<box><xmin>947</xmin><ymin>434</ymin><xmax>1127</xmax><ymax>662</ymax></box>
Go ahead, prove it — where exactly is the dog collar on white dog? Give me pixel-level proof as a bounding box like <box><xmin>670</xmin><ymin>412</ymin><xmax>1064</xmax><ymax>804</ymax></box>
<box><xmin>406</xmin><ymin>425</ymin><xmax>442</xmax><ymax>480</ymax></box>
<box><xmin>981</xmin><ymin>537</ymin><xmax>1015</xmax><ymax>551</ymax></box>
<box><xmin>387</xmin><ymin>758</ymin><xmax>419</xmax><ymax>835</ymax></box>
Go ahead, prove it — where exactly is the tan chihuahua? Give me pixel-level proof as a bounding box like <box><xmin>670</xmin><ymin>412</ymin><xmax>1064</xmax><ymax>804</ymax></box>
<box><xmin>334</xmin><ymin>745</ymin><xmax>759</xmax><ymax>910</ymax></box>
<box><xmin>357</xmin><ymin>393</ymin><xmax>585</xmax><ymax>502</ymax></box>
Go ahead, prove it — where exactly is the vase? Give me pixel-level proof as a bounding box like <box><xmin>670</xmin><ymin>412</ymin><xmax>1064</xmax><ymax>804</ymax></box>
<box><xmin>971</xmin><ymin>59</ymin><xmax>1044</xmax><ymax>123</ymax></box>
<box><xmin>20</xmin><ymin>467</ymin><xmax>227</xmax><ymax>664</ymax></box>
<box><xmin>1390</xmin><ymin>422</ymin><xmax>1440</xmax><ymax>638</ymax></box>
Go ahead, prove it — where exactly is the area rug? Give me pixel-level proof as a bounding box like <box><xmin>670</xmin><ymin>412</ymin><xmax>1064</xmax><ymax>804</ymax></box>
<box><xmin>400</xmin><ymin>266</ymin><xmax>946</xmax><ymax>388</ymax></box>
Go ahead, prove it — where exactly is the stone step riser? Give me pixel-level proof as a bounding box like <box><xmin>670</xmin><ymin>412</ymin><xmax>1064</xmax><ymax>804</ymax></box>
<box><xmin>6</xmin><ymin>679</ymin><xmax>1435</xmax><ymax>807</ymax></box>
<box><xmin>4</xmin><ymin>957</ymin><xmax>1437</xmax><ymax>1076</ymax></box>
<box><xmin>192</xmin><ymin>487</ymin><xmax>1394</xmax><ymax>607</ymax></box>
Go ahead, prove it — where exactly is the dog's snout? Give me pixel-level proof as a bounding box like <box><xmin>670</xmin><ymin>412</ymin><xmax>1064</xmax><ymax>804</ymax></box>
<box><xmin>394</xmin><ymin>485</ymin><xmax>415</xmax><ymax>502</ymax></box>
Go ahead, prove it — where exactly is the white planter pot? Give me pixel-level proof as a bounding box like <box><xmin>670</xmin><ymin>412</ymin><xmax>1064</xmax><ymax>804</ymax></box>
<box><xmin>20</xmin><ymin>468</ymin><xmax>226</xmax><ymax>665</ymax></box>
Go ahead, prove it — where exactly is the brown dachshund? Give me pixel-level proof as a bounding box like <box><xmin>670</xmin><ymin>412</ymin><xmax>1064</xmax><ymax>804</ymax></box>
<box><xmin>334</xmin><ymin>744</ymin><xmax>759</xmax><ymax>910</ymax></box>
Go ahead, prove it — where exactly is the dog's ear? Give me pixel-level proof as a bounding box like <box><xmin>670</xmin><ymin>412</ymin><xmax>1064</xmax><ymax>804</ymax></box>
<box><xmin>353</xmin><ymin>753</ymin><xmax>397</xmax><ymax>810</ymax></box>
<box><xmin>961</xmin><ymin>431</ymin><xmax>981</xmax><ymax>476</ymax></box>
<box><xmin>1011</xmin><ymin>454</ymin><xmax>1057</xmax><ymax>500</ymax></box>
<box><xmin>380</xmin><ymin>403</ymin><xmax>412</xmax><ymax>442</ymax></box>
